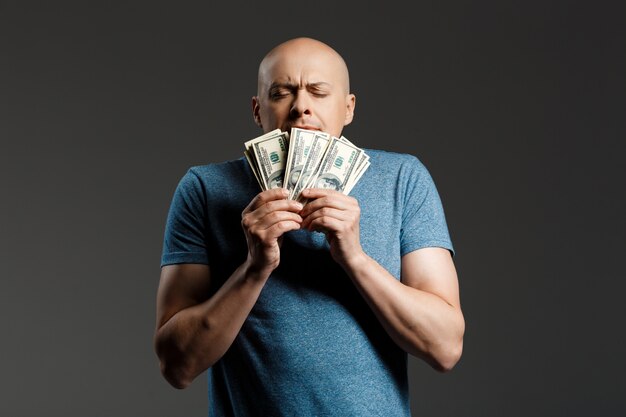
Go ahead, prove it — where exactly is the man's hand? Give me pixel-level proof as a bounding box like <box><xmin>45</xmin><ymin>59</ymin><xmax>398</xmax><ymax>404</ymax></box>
<box><xmin>156</xmin><ymin>189</ymin><xmax>303</xmax><ymax>388</ymax></box>
<box><xmin>299</xmin><ymin>188</ymin><xmax>364</xmax><ymax>267</ymax></box>
<box><xmin>241</xmin><ymin>188</ymin><xmax>303</xmax><ymax>274</ymax></box>
<box><xmin>299</xmin><ymin>188</ymin><xmax>464</xmax><ymax>370</ymax></box>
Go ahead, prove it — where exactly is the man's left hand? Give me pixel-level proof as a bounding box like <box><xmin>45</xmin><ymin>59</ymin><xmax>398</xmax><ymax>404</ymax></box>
<box><xmin>299</xmin><ymin>188</ymin><xmax>364</xmax><ymax>267</ymax></box>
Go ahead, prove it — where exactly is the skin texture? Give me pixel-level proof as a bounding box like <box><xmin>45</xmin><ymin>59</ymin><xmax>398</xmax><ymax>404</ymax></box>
<box><xmin>252</xmin><ymin>38</ymin><xmax>355</xmax><ymax>139</ymax></box>
<box><xmin>154</xmin><ymin>37</ymin><xmax>465</xmax><ymax>389</ymax></box>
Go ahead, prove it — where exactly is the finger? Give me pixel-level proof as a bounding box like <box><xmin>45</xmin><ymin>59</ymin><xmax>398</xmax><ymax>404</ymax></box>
<box><xmin>243</xmin><ymin>188</ymin><xmax>289</xmax><ymax>214</ymax></box>
<box><xmin>301</xmin><ymin>188</ymin><xmax>343</xmax><ymax>199</ymax></box>
<box><xmin>262</xmin><ymin>220</ymin><xmax>302</xmax><ymax>240</ymax></box>
<box><xmin>258</xmin><ymin>211</ymin><xmax>303</xmax><ymax>230</ymax></box>
<box><xmin>301</xmin><ymin>207</ymin><xmax>348</xmax><ymax>229</ymax></box>
<box><xmin>306</xmin><ymin>216</ymin><xmax>345</xmax><ymax>234</ymax></box>
<box><xmin>243</xmin><ymin>199</ymin><xmax>303</xmax><ymax>231</ymax></box>
<box><xmin>300</xmin><ymin>193</ymin><xmax>357</xmax><ymax>217</ymax></box>
<box><xmin>251</xmin><ymin>199</ymin><xmax>303</xmax><ymax>221</ymax></box>
<box><xmin>245</xmin><ymin>209</ymin><xmax>302</xmax><ymax>233</ymax></box>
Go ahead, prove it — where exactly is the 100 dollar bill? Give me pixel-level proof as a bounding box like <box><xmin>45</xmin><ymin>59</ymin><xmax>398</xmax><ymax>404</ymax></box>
<box><xmin>290</xmin><ymin>131</ymin><xmax>331</xmax><ymax>200</ymax></box>
<box><xmin>303</xmin><ymin>136</ymin><xmax>363</xmax><ymax>196</ymax></box>
<box><xmin>283</xmin><ymin>128</ymin><xmax>318</xmax><ymax>195</ymax></box>
<box><xmin>244</xmin><ymin>129</ymin><xmax>283</xmax><ymax>189</ymax></box>
<box><xmin>251</xmin><ymin>131</ymin><xmax>289</xmax><ymax>189</ymax></box>
<box><xmin>243</xmin><ymin>130</ymin><xmax>369</xmax><ymax>196</ymax></box>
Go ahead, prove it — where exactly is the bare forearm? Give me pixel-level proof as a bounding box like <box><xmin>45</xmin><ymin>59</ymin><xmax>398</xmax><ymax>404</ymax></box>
<box><xmin>155</xmin><ymin>262</ymin><xmax>270</xmax><ymax>388</ymax></box>
<box><xmin>343</xmin><ymin>253</ymin><xmax>464</xmax><ymax>371</ymax></box>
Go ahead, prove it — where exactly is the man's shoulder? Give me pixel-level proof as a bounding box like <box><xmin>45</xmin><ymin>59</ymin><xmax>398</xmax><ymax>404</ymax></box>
<box><xmin>173</xmin><ymin>157</ymin><xmax>254</xmax><ymax>199</ymax></box>
<box><xmin>364</xmin><ymin>148</ymin><xmax>429</xmax><ymax>177</ymax></box>
<box><xmin>186</xmin><ymin>157</ymin><xmax>247</xmax><ymax>179</ymax></box>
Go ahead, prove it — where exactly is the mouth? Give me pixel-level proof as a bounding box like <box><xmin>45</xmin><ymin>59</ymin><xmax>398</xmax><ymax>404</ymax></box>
<box><xmin>289</xmin><ymin>125</ymin><xmax>321</xmax><ymax>132</ymax></box>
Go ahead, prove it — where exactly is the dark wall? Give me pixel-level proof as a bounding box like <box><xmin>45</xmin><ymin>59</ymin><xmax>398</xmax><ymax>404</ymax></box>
<box><xmin>1</xmin><ymin>1</ymin><xmax>624</xmax><ymax>416</ymax></box>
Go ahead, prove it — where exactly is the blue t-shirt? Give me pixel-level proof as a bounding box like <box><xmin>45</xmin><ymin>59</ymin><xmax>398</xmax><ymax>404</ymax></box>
<box><xmin>161</xmin><ymin>149</ymin><xmax>454</xmax><ymax>416</ymax></box>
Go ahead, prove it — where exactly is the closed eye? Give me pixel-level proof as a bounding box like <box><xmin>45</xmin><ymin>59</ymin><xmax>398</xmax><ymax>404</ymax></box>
<box><xmin>308</xmin><ymin>83</ymin><xmax>331</xmax><ymax>98</ymax></box>
<box><xmin>269</xmin><ymin>88</ymin><xmax>292</xmax><ymax>100</ymax></box>
<box><xmin>268</xmin><ymin>82</ymin><xmax>331</xmax><ymax>100</ymax></box>
<box><xmin>268</xmin><ymin>82</ymin><xmax>297</xmax><ymax>100</ymax></box>
<box><xmin>310</xmin><ymin>90</ymin><xmax>329</xmax><ymax>98</ymax></box>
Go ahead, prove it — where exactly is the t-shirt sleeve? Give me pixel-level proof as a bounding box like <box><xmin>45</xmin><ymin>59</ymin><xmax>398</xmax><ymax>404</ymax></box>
<box><xmin>160</xmin><ymin>169</ymin><xmax>210</xmax><ymax>267</ymax></box>
<box><xmin>400</xmin><ymin>158</ymin><xmax>455</xmax><ymax>257</ymax></box>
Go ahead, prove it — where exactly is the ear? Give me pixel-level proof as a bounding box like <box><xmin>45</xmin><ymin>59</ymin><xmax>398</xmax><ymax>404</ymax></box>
<box><xmin>343</xmin><ymin>93</ymin><xmax>356</xmax><ymax>126</ymax></box>
<box><xmin>252</xmin><ymin>96</ymin><xmax>263</xmax><ymax>128</ymax></box>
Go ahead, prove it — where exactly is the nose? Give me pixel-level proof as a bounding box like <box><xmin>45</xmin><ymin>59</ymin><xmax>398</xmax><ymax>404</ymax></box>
<box><xmin>289</xmin><ymin>89</ymin><xmax>312</xmax><ymax>119</ymax></box>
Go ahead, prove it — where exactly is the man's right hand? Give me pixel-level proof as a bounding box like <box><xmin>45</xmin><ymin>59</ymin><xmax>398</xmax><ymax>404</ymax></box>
<box><xmin>241</xmin><ymin>188</ymin><xmax>303</xmax><ymax>274</ymax></box>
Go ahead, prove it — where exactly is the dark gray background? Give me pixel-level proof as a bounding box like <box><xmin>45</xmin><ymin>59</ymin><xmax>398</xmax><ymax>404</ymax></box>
<box><xmin>1</xmin><ymin>1</ymin><xmax>624</xmax><ymax>416</ymax></box>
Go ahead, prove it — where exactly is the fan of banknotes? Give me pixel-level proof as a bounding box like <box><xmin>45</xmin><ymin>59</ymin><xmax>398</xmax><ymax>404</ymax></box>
<box><xmin>244</xmin><ymin>128</ymin><xmax>370</xmax><ymax>202</ymax></box>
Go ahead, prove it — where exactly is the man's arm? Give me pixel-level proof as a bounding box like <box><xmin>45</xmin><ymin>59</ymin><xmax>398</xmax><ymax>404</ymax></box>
<box><xmin>154</xmin><ymin>189</ymin><xmax>303</xmax><ymax>388</ymax></box>
<box><xmin>341</xmin><ymin>247</ymin><xmax>464</xmax><ymax>371</ymax></box>
<box><xmin>299</xmin><ymin>188</ymin><xmax>465</xmax><ymax>371</ymax></box>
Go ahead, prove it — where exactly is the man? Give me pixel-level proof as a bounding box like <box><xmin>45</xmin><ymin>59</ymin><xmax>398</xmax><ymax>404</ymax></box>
<box><xmin>154</xmin><ymin>37</ymin><xmax>464</xmax><ymax>416</ymax></box>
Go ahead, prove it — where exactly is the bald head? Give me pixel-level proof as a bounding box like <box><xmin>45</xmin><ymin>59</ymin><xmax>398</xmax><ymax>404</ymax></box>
<box><xmin>257</xmin><ymin>37</ymin><xmax>351</xmax><ymax>95</ymax></box>
<box><xmin>252</xmin><ymin>37</ymin><xmax>356</xmax><ymax>138</ymax></box>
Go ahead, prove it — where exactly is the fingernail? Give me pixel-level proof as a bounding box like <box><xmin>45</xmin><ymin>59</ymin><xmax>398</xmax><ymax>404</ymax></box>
<box><xmin>295</xmin><ymin>202</ymin><xmax>303</xmax><ymax>210</ymax></box>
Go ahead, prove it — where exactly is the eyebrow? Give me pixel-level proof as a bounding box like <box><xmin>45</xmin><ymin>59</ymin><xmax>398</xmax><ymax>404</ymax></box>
<box><xmin>268</xmin><ymin>81</ymin><xmax>332</xmax><ymax>91</ymax></box>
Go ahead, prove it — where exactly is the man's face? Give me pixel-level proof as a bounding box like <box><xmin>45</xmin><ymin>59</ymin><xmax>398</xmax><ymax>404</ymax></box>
<box><xmin>253</xmin><ymin>43</ymin><xmax>355</xmax><ymax>139</ymax></box>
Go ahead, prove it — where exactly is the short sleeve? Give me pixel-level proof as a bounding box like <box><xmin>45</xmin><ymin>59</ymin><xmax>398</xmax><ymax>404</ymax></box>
<box><xmin>400</xmin><ymin>158</ymin><xmax>455</xmax><ymax>257</ymax></box>
<box><xmin>160</xmin><ymin>169</ymin><xmax>210</xmax><ymax>267</ymax></box>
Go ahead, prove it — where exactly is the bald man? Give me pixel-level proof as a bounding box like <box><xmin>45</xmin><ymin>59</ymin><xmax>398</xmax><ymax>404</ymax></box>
<box><xmin>155</xmin><ymin>38</ymin><xmax>464</xmax><ymax>416</ymax></box>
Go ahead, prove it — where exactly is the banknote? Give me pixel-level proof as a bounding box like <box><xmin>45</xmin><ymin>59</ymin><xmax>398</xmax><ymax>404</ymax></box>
<box><xmin>243</xmin><ymin>129</ymin><xmax>369</xmax><ymax>197</ymax></box>
<box><xmin>251</xmin><ymin>131</ymin><xmax>289</xmax><ymax>189</ymax></box>
<box><xmin>337</xmin><ymin>136</ymin><xmax>370</xmax><ymax>194</ymax></box>
<box><xmin>283</xmin><ymin>128</ymin><xmax>318</xmax><ymax>195</ymax></box>
<box><xmin>344</xmin><ymin>159</ymin><xmax>370</xmax><ymax>195</ymax></box>
<box><xmin>244</xmin><ymin>129</ymin><xmax>283</xmax><ymax>189</ymax></box>
<box><xmin>344</xmin><ymin>152</ymin><xmax>370</xmax><ymax>195</ymax></box>
<box><xmin>290</xmin><ymin>131</ymin><xmax>331</xmax><ymax>200</ymax></box>
<box><xmin>304</xmin><ymin>136</ymin><xmax>363</xmax><ymax>195</ymax></box>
